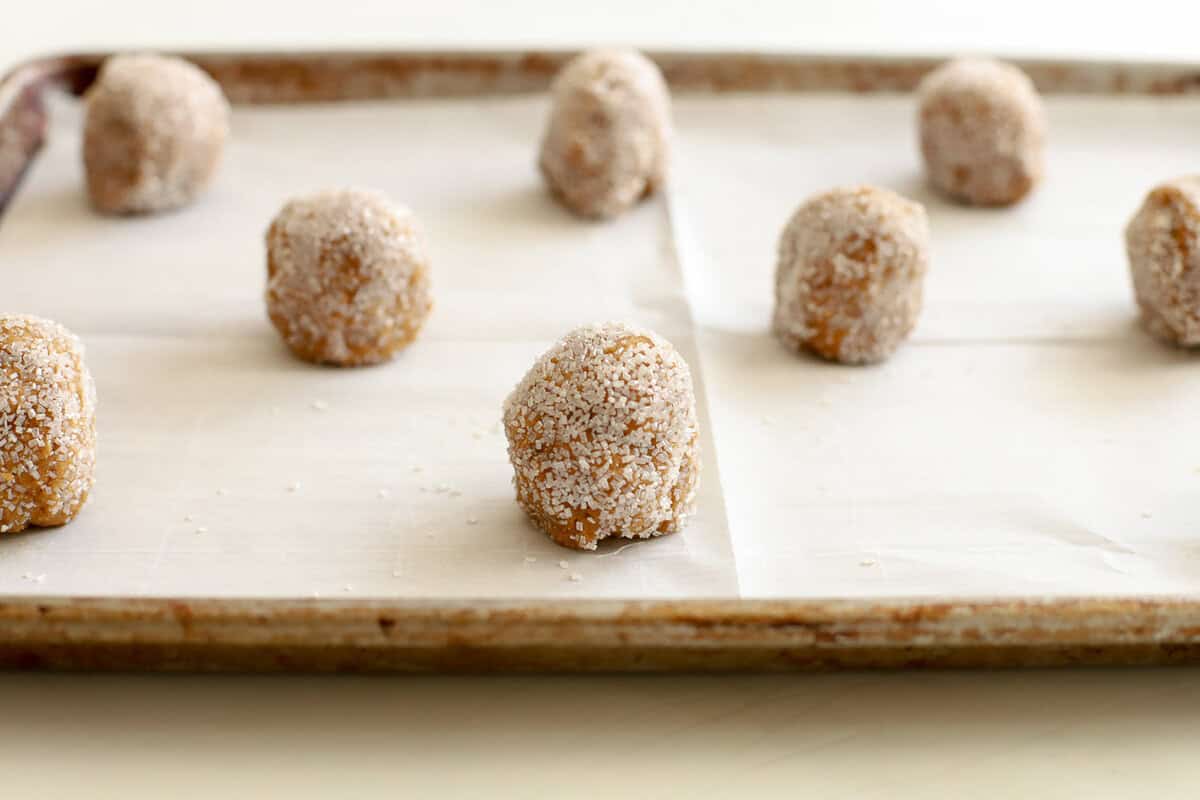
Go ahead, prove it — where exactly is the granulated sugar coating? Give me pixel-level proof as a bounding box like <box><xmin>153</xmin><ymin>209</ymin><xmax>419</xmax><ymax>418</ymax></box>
<box><xmin>0</xmin><ymin>315</ymin><xmax>97</xmax><ymax>534</ymax></box>
<box><xmin>1125</xmin><ymin>176</ymin><xmax>1200</xmax><ymax>345</ymax></box>
<box><xmin>503</xmin><ymin>323</ymin><xmax>699</xmax><ymax>551</ymax></box>
<box><xmin>774</xmin><ymin>186</ymin><xmax>930</xmax><ymax>365</ymax></box>
<box><xmin>538</xmin><ymin>49</ymin><xmax>671</xmax><ymax>219</ymax></box>
<box><xmin>265</xmin><ymin>189</ymin><xmax>433</xmax><ymax>366</ymax></box>
<box><xmin>83</xmin><ymin>53</ymin><xmax>230</xmax><ymax>214</ymax></box>
<box><xmin>917</xmin><ymin>58</ymin><xmax>1045</xmax><ymax>206</ymax></box>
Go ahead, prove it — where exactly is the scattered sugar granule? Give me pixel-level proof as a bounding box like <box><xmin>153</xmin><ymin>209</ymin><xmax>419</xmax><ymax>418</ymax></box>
<box><xmin>1141</xmin><ymin>512</ymin><xmax>1153</xmax><ymax>519</ymax></box>
<box><xmin>343</xmin><ymin>584</ymin><xmax>353</xmax><ymax>592</ymax></box>
<box><xmin>524</xmin><ymin>555</ymin><xmax>538</xmax><ymax>563</ymax></box>
<box><xmin>411</xmin><ymin>466</ymin><xmax>423</xmax><ymax>473</ymax></box>
<box><xmin>216</xmin><ymin>488</ymin><xmax>228</xmax><ymax>496</ymax></box>
<box><xmin>391</xmin><ymin>569</ymin><xmax>402</xmax><ymax>577</ymax></box>
<box><xmin>434</xmin><ymin>483</ymin><xmax>450</xmax><ymax>494</ymax></box>
<box><xmin>859</xmin><ymin>559</ymin><xmax>878</xmax><ymax>567</ymax></box>
<box><xmin>183</xmin><ymin>514</ymin><xmax>194</xmax><ymax>522</ymax></box>
<box><xmin>558</xmin><ymin>560</ymin><xmax>570</xmax><ymax>569</ymax></box>
<box><xmin>569</xmin><ymin>573</ymin><xmax>582</xmax><ymax>582</ymax></box>
<box><xmin>378</xmin><ymin>488</ymin><xmax>390</xmax><ymax>498</ymax></box>
<box><xmin>472</xmin><ymin>431</ymin><xmax>484</xmax><ymax>440</ymax></box>
<box><xmin>195</xmin><ymin>526</ymin><xmax>208</xmax><ymax>534</ymax></box>
<box><xmin>312</xmin><ymin>400</ymin><xmax>329</xmax><ymax>411</ymax></box>
<box><xmin>466</xmin><ymin>517</ymin><xmax>479</xmax><ymax>525</ymax></box>
<box><xmin>288</xmin><ymin>482</ymin><xmax>301</xmax><ymax>493</ymax></box>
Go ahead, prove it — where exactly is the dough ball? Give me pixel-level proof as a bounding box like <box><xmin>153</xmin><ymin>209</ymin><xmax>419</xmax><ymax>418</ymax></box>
<box><xmin>538</xmin><ymin>49</ymin><xmax>671</xmax><ymax>219</ymax></box>
<box><xmin>773</xmin><ymin>185</ymin><xmax>930</xmax><ymax>364</ymax></box>
<box><xmin>917</xmin><ymin>58</ymin><xmax>1045</xmax><ymax>206</ymax></box>
<box><xmin>265</xmin><ymin>189</ymin><xmax>434</xmax><ymax>366</ymax></box>
<box><xmin>1126</xmin><ymin>176</ymin><xmax>1200</xmax><ymax>345</ymax></box>
<box><xmin>83</xmin><ymin>53</ymin><xmax>230</xmax><ymax>214</ymax></box>
<box><xmin>0</xmin><ymin>314</ymin><xmax>97</xmax><ymax>534</ymax></box>
<box><xmin>503</xmin><ymin>323</ymin><xmax>699</xmax><ymax>550</ymax></box>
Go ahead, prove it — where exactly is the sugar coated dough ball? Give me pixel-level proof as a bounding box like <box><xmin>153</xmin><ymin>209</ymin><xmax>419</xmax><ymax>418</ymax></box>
<box><xmin>773</xmin><ymin>186</ymin><xmax>930</xmax><ymax>365</ymax></box>
<box><xmin>917</xmin><ymin>58</ymin><xmax>1045</xmax><ymax>206</ymax></box>
<box><xmin>265</xmin><ymin>189</ymin><xmax>433</xmax><ymax>366</ymax></box>
<box><xmin>1126</xmin><ymin>176</ymin><xmax>1200</xmax><ymax>345</ymax></box>
<box><xmin>503</xmin><ymin>323</ymin><xmax>699</xmax><ymax>550</ymax></box>
<box><xmin>538</xmin><ymin>49</ymin><xmax>671</xmax><ymax>219</ymax></box>
<box><xmin>0</xmin><ymin>315</ymin><xmax>97</xmax><ymax>534</ymax></box>
<box><xmin>83</xmin><ymin>53</ymin><xmax>230</xmax><ymax>214</ymax></box>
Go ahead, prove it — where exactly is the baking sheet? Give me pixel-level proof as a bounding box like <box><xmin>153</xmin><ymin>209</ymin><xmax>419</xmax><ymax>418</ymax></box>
<box><xmin>3</xmin><ymin>85</ymin><xmax>1200</xmax><ymax>603</ymax></box>
<box><xmin>0</xmin><ymin>92</ymin><xmax>737</xmax><ymax>597</ymax></box>
<box><xmin>672</xmin><ymin>93</ymin><xmax>1200</xmax><ymax>597</ymax></box>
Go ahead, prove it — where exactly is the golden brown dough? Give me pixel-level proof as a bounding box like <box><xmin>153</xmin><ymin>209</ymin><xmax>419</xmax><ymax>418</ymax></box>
<box><xmin>83</xmin><ymin>53</ymin><xmax>230</xmax><ymax>214</ymax></box>
<box><xmin>0</xmin><ymin>315</ymin><xmax>97</xmax><ymax>534</ymax></box>
<box><xmin>538</xmin><ymin>49</ymin><xmax>671</xmax><ymax>219</ymax></box>
<box><xmin>503</xmin><ymin>323</ymin><xmax>698</xmax><ymax>550</ymax></box>
<box><xmin>1126</xmin><ymin>176</ymin><xmax>1200</xmax><ymax>345</ymax></box>
<box><xmin>917</xmin><ymin>58</ymin><xmax>1045</xmax><ymax>206</ymax></box>
<box><xmin>265</xmin><ymin>189</ymin><xmax>433</xmax><ymax>366</ymax></box>
<box><xmin>773</xmin><ymin>186</ymin><xmax>930</xmax><ymax>365</ymax></box>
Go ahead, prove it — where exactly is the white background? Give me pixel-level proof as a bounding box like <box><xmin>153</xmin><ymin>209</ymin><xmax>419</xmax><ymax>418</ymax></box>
<box><xmin>3</xmin><ymin>1</ymin><xmax>1200</xmax><ymax>797</ymax></box>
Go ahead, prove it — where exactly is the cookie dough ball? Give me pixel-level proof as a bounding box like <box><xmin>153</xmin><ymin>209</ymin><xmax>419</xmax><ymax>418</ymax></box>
<box><xmin>917</xmin><ymin>58</ymin><xmax>1045</xmax><ymax>206</ymax></box>
<box><xmin>1125</xmin><ymin>176</ymin><xmax>1200</xmax><ymax>345</ymax></box>
<box><xmin>265</xmin><ymin>189</ymin><xmax>433</xmax><ymax>366</ymax></box>
<box><xmin>503</xmin><ymin>323</ymin><xmax>699</xmax><ymax>550</ymax></box>
<box><xmin>0</xmin><ymin>315</ymin><xmax>97</xmax><ymax>534</ymax></box>
<box><xmin>83</xmin><ymin>53</ymin><xmax>230</xmax><ymax>214</ymax></box>
<box><xmin>538</xmin><ymin>49</ymin><xmax>671</xmax><ymax>219</ymax></box>
<box><xmin>773</xmin><ymin>186</ymin><xmax>930</xmax><ymax>364</ymax></box>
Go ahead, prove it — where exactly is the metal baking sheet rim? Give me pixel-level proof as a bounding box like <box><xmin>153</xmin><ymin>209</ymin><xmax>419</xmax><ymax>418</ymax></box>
<box><xmin>2</xmin><ymin>49</ymin><xmax>1200</xmax><ymax>672</ymax></box>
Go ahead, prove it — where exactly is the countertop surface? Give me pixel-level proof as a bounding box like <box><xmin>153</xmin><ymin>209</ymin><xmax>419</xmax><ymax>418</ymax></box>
<box><xmin>3</xmin><ymin>2</ymin><xmax>1199</xmax><ymax>797</ymax></box>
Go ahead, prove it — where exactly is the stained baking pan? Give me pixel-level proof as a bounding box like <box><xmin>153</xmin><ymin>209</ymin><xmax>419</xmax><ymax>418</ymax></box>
<box><xmin>2</xmin><ymin>50</ymin><xmax>1199</xmax><ymax>672</ymax></box>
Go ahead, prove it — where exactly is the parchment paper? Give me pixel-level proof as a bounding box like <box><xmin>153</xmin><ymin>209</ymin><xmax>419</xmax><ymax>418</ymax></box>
<box><xmin>3</xmin><ymin>88</ymin><xmax>1200</xmax><ymax>601</ymax></box>
<box><xmin>672</xmin><ymin>93</ymin><xmax>1200</xmax><ymax>597</ymax></box>
<box><xmin>0</xmin><ymin>94</ymin><xmax>737</xmax><ymax>597</ymax></box>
